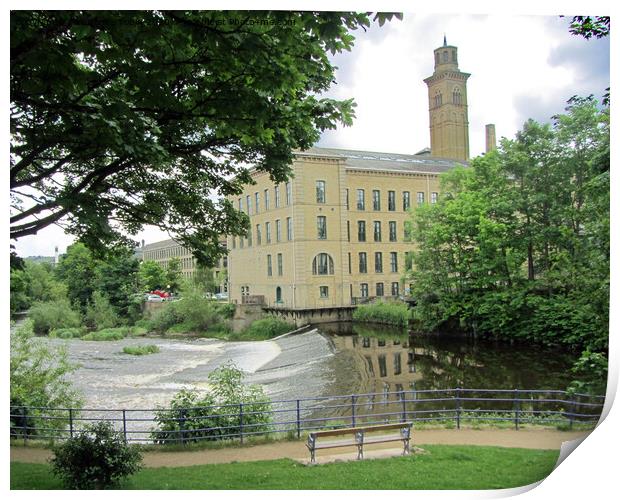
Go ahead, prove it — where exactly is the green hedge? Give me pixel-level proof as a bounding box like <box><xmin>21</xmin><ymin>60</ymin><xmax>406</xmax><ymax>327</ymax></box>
<box><xmin>352</xmin><ymin>301</ymin><xmax>412</xmax><ymax>327</ymax></box>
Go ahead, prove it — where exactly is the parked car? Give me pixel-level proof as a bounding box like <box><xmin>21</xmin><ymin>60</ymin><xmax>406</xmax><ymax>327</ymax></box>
<box><xmin>214</xmin><ymin>292</ymin><xmax>229</xmax><ymax>301</ymax></box>
<box><xmin>146</xmin><ymin>294</ymin><xmax>164</xmax><ymax>302</ymax></box>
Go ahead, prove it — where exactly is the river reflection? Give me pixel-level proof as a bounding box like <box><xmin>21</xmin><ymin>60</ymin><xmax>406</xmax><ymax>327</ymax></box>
<box><xmin>318</xmin><ymin>322</ymin><xmax>579</xmax><ymax>395</ymax></box>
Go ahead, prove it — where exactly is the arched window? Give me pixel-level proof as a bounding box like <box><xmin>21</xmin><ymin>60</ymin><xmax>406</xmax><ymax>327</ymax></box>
<box><xmin>452</xmin><ymin>49</ymin><xmax>457</xmax><ymax>62</ymax></box>
<box><xmin>312</xmin><ymin>253</ymin><xmax>334</xmax><ymax>275</ymax></box>
<box><xmin>435</xmin><ymin>52</ymin><xmax>439</xmax><ymax>65</ymax></box>
<box><xmin>452</xmin><ymin>88</ymin><xmax>462</xmax><ymax>105</ymax></box>
<box><xmin>276</xmin><ymin>286</ymin><xmax>282</xmax><ymax>303</ymax></box>
<box><xmin>443</xmin><ymin>50</ymin><xmax>448</xmax><ymax>62</ymax></box>
<box><xmin>434</xmin><ymin>91</ymin><xmax>442</xmax><ymax>108</ymax></box>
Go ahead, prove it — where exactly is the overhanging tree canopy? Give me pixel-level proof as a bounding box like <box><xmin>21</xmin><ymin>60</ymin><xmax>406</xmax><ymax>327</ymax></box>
<box><xmin>11</xmin><ymin>11</ymin><xmax>398</xmax><ymax>265</ymax></box>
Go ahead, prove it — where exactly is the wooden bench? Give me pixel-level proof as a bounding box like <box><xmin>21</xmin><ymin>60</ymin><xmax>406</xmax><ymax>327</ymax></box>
<box><xmin>306</xmin><ymin>422</ymin><xmax>412</xmax><ymax>463</ymax></box>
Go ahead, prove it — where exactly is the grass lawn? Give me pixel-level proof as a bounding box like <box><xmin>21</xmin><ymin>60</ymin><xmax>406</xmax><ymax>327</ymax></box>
<box><xmin>11</xmin><ymin>445</ymin><xmax>559</xmax><ymax>490</ymax></box>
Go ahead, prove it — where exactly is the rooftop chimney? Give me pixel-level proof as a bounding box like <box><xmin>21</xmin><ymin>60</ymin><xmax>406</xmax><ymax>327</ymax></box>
<box><xmin>485</xmin><ymin>124</ymin><xmax>497</xmax><ymax>153</ymax></box>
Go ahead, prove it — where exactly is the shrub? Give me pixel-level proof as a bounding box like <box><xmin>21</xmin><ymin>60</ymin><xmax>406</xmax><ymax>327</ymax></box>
<box><xmin>122</xmin><ymin>345</ymin><xmax>160</xmax><ymax>356</ymax></box>
<box><xmin>10</xmin><ymin>320</ymin><xmax>83</xmax><ymax>439</ymax></box>
<box><xmin>152</xmin><ymin>362</ymin><xmax>272</xmax><ymax>444</ymax></box>
<box><xmin>49</xmin><ymin>327</ymin><xmax>86</xmax><ymax>339</ymax></box>
<box><xmin>28</xmin><ymin>299</ymin><xmax>82</xmax><ymax>335</ymax></box>
<box><xmin>84</xmin><ymin>291</ymin><xmax>119</xmax><ymax>330</ymax></box>
<box><xmin>353</xmin><ymin>301</ymin><xmax>412</xmax><ymax>327</ymax></box>
<box><xmin>81</xmin><ymin>327</ymin><xmax>131</xmax><ymax>341</ymax></box>
<box><xmin>50</xmin><ymin>421</ymin><xmax>142</xmax><ymax>489</ymax></box>
<box><xmin>237</xmin><ymin>316</ymin><xmax>293</xmax><ymax>340</ymax></box>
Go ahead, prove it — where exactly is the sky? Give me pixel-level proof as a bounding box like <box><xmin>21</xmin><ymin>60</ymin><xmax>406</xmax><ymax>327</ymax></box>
<box><xmin>10</xmin><ymin>11</ymin><xmax>610</xmax><ymax>257</ymax></box>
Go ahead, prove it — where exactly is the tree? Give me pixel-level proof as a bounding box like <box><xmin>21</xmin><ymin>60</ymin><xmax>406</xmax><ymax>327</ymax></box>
<box><xmin>407</xmin><ymin>97</ymin><xmax>609</xmax><ymax>354</ymax></box>
<box><xmin>193</xmin><ymin>264</ymin><xmax>217</xmax><ymax>294</ymax></box>
<box><xmin>93</xmin><ymin>250</ymin><xmax>140</xmax><ymax>319</ymax></box>
<box><xmin>10</xmin><ymin>11</ymin><xmax>399</xmax><ymax>265</ymax></box>
<box><xmin>139</xmin><ymin>260</ymin><xmax>166</xmax><ymax>292</ymax></box>
<box><xmin>55</xmin><ymin>242</ymin><xmax>97</xmax><ymax>311</ymax></box>
<box><xmin>165</xmin><ymin>257</ymin><xmax>183</xmax><ymax>293</ymax></box>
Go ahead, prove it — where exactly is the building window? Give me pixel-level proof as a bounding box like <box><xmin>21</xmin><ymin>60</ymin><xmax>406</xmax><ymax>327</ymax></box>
<box><xmin>453</xmin><ymin>87</ymin><xmax>462</xmax><ymax>105</ymax></box>
<box><xmin>347</xmin><ymin>220</ymin><xmax>350</xmax><ymax>242</ymax></box>
<box><xmin>417</xmin><ymin>192</ymin><xmax>425</xmax><ymax>205</ymax></box>
<box><xmin>240</xmin><ymin>237</ymin><xmax>244</xmax><ymax>249</ymax></box>
<box><xmin>388</xmin><ymin>191</ymin><xmax>396</xmax><ymax>211</ymax></box>
<box><xmin>277</xmin><ymin>253</ymin><xmax>283</xmax><ymax>276</ymax></box>
<box><xmin>255</xmin><ymin>192</ymin><xmax>260</xmax><ymax>213</ymax></box>
<box><xmin>376</xmin><ymin>283</ymin><xmax>384</xmax><ymax>297</ymax></box>
<box><xmin>357</xmin><ymin>220</ymin><xmax>366</xmax><ymax>242</ymax></box>
<box><xmin>264</xmin><ymin>189</ymin><xmax>270</xmax><ymax>210</ymax></box>
<box><xmin>404</xmin><ymin>220</ymin><xmax>412</xmax><ymax>242</ymax></box>
<box><xmin>389</xmin><ymin>221</ymin><xmax>397</xmax><ymax>242</ymax></box>
<box><xmin>247</xmin><ymin>228</ymin><xmax>252</xmax><ymax>247</ymax></box>
<box><xmin>443</xmin><ymin>50</ymin><xmax>448</xmax><ymax>62</ymax></box>
<box><xmin>276</xmin><ymin>219</ymin><xmax>281</xmax><ymax>242</ymax></box>
<box><xmin>286</xmin><ymin>217</ymin><xmax>293</xmax><ymax>241</ymax></box>
<box><xmin>373</xmin><ymin>221</ymin><xmax>382</xmax><ymax>242</ymax></box>
<box><xmin>316</xmin><ymin>180</ymin><xmax>326</xmax><ymax>204</ymax></box>
<box><xmin>266</xmin><ymin>222</ymin><xmax>271</xmax><ymax>243</ymax></box>
<box><xmin>319</xmin><ymin>286</ymin><xmax>329</xmax><ymax>298</ymax></box>
<box><xmin>345</xmin><ymin>189</ymin><xmax>349</xmax><ymax>210</ymax></box>
<box><xmin>276</xmin><ymin>286</ymin><xmax>282</xmax><ymax>303</ymax></box>
<box><xmin>348</xmin><ymin>252</ymin><xmax>352</xmax><ymax>274</ymax></box>
<box><xmin>238</xmin><ymin>198</ymin><xmax>243</xmax><ymax>212</ymax></box>
<box><xmin>372</xmin><ymin>190</ymin><xmax>381</xmax><ymax>211</ymax></box>
<box><xmin>312</xmin><ymin>253</ymin><xmax>334</xmax><ymax>275</ymax></box>
<box><xmin>246</xmin><ymin>195</ymin><xmax>251</xmax><ymax>215</ymax></box>
<box><xmin>405</xmin><ymin>251</ymin><xmax>413</xmax><ymax>271</ymax></box>
<box><xmin>390</xmin><ymin>252</ymin><xmax>398</xmax><ymax>273</ymax></box>
<box><xmin>317</xmin><ymin>216</ymin><xmax>327</xmax><ymax>240</ymax></box>
<box><xmin>267</xmin><ymin>255</ymin><xmax>272</xmax><ymax>276</ymax></box>
<box><xmin>431</xmin><ymin>192</ymin><xmax>438</xmax><ymax>204</ymax></box>
<box><xmin>360</xmin><ymin>283</ymin><xmax>369</xmax><ymax>298</ymax></box>
<box><xmin>256</xmin><ymin>224</ymin><xmax>262</xmax><ymax>245</ymax></box>
<box><xmin>286</xmin><ymin>181</ymin><xmax>292</xmax><ymax>205</ymax></box>
<box><xmin>275</xmin><ymin>185</ymin><xmax>281</xmax><ymax>208</ymax></box>
<box><xmin>357</xmin><ymin>189</ymin><xmax>365</xmax><ymax>210</ymax></box>
<box><xmin>375</xmin><ymin>252</ymin><xmax>383</xmax><ymax>273</ymax></box>
<box><xmin>434</xmin><ymin>91</ymin><xmax>442</xmax><ymax>108</ymax></box>
<box><xmin>232</xmin><ymin>237</ymin><xmax>236</xmax><ymax>249</ymax></box>
<box><xmin>391</xmin><ymin>282</ymin><xmax>400</xmax><ymax>296</ymax></box>
<box><xmin>359</xmin><ymin>252</ymin><xmax>368</xmax><ymax>273</ymax></box>
<box><xmin>403</xmin><ymin>191</ymin><xmax>410</xmax><ymax>211</ymax></box>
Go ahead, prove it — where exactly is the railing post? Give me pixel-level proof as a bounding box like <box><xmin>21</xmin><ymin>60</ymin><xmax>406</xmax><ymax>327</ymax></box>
<box><xmin>69</xmin><ymin>408</ymin><xmax>74</xmax><ymax>438</ymax></box>
<box><xmin>22</xmin><ymin>406</ymin><xmax>28</xmax><ymax>444</ymax></box>
<box><xmin>514</xmin><ymin>389</ymin><xmax>520</xmax><ymax>430</ymax></box>
<box><xmin>122</xmin><ymin>410</ymin><xmax>127</xmax><ymax>442</ymax></box>
<box><xmin>239</xmin><ymin>403</ymin><xmax>244</xmax><ymax>444</ymax></box>
<box><xmin>179</xmin><ymin>408</ymin><xmax>187</xmax><ymax>445</ymax></box>
<box><xmin>400</xmin><ymin>391</ymin><xmax>407</xmax><ymax>422</ymax></box>
<box><xmin>456</xmin><ymin>388</ymin><xmax>461</xmax><ymax>430</ymax></box>
<box><xmin>569</xmin><ymin>394</ymin><xmax>575</xmax><ymax>430</ymax></box>
<box><xmin>351</xmin><ymin>395</ymin><xmax>357</xmax><ymax>427</ymax></box>
<box><xmin>296</xmin><ymin>399</ymin><xmax>301</xmax><ymax>439</ymax></box>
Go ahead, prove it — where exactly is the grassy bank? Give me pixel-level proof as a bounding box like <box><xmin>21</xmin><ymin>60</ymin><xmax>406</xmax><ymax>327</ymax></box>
<box><xmin>11</xmin><ymin>444</ymin><xmax>558</xmax><ymax>490</ymax></box>
<box><xmin>353</xmin><ymin>301</ymin><xmax>412</xmax><ymax>327</ymax></box>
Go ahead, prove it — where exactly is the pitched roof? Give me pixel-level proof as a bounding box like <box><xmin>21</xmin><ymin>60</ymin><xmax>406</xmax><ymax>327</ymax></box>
<box><xmin>295</xmin><ymin>146</ymin><xmax>467</xmax><ymax>174</ymax></box>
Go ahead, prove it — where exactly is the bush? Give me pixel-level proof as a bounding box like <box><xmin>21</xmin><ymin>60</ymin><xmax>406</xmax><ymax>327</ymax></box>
<box><xmin>353</xmin><ymin>301</ymin><xmax>412</xmax><ymax>327</ymax></box>
<box><xmin>28</xmin><ymin>299</ymin><xmax>82</xmax><ymax>335</ymax></box>
<box><xmin>122</xmin><ymin>345</ymin><xmax>160</xmax><ymax>356</ymax></box>
<box><xmin>236</xmin><ymin>316</ymin><xmax>293</xmax><ymax>340</ymax></box>
<box><xmin>50</xmin><ymin>421</ymin><xmax>142</xmax><ymax>489</ymax></box>
<box><xmin>49</xmin><ymin>327</ymin><xmax>86</xmax><ymax>339</ymax></box>
<box><xmin>84</xmin><ymin>291</ymin><xmax>119</xmax><ymax>330</ymax></box>
<box><xmin>152</xmin><ymin>362</ymin><xmax>272</xmax><ymax>444</ymax></box>
<box><xmin>81</xmin><ymin>327</ymin><xmax>131</xmax><ymax>341</ymax></box>
<box><xmin>10</xmin><ymin>320</ymin><xmax>83</xmax><ymax>439</ymax></box>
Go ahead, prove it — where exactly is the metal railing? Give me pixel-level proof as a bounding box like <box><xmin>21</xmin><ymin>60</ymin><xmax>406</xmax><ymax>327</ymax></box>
<box><xmin>10</xmin><ymin>388</ymin><xmax>604</xmax><ymax>445</ymax></box>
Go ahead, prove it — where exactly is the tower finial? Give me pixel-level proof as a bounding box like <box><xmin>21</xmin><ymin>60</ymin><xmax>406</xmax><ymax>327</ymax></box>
<box><xmin>443</xmin><ymin>34</ymin><xmax>447</xmax><ymax>46</ymax></box>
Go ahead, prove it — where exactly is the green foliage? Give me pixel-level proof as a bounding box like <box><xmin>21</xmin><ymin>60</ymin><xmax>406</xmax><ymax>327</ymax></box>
<box><xmin>152</xmin><ymin>362</ymin><xmax>272</xmax><ymax>444</ymax></box>
<box><xmin>139</xmin><ymin>260</ymin><xmax>167</xmax><ymax>292</ymax></box>
<box><xmin>353</xmin><ymin>301</ymin><xmax>412</xmax><ymax>327</ymax></box>
<box><xmin>49</xmin><ymin>327</ymin><xmax>86</xmax><ymax>339</ymax></box>
<box><xmin>192</xmin><ymin>264</ymin><xmax>217</xmax><ymax>294</ymax></box>
<box><xmin>407</xmin><ymin>98</ymin><xmax>609</xmax><ymax>367</ymax></box>
<box><xmin>54</xmin><ymin>243</ymin><xmax>98</xmax><ymax>312</ymax></box>
<box><xmin>50</xmin><ymin>421</ymin><xmax>142</xmax><ymax>489</ymax></box>
<box><xmin>81</xmin><ymin>327</ymin><xmax>132</xmax><ymax>341</ymax></box>
<box><xmin>93</xmin><ymin>250</ymin><xmax>141</xmax><ymax>321</ymax></box>
<box><xmin>147</xmin><ymin>287</ymin><xmax>233</xmax><ymax>334</ymax></box>
<box><xmin>568</xmin><ymin>350</ymin><xmax>608</xmax><ymax>396</ymax></box>
<box><xmin>122</xmin><ymin>345</ymin><xmax>160</xmax><ymax>356</ymax></box>
<box><xmin>11</xmin><ymin>11</ymin><xmax>395</xmax><ymax>265</ymax></box>
<box><xmin>10</xmin><ymin>320</ymin><xmax>83</xmax><ymax>438</ymax></box>
<box><xmin>10</xmin><ymin>261</ymin><xmax>68</xmax><ymax>314</ymax></box>
<box><xmin>84</xmin><ymin>291</ymin><xmax>120</xmax><ymax>330</ymax></box>
<box><xmin>165</xmin><ymin>257</ymin><xmax>183</xmax><ymax>293</ymax></box>
<box><xmin>28</xmin><ymin>299</ymin><xmax>82</xmax><ymax>335</ymax></box>
<box><xmin>232</xmin><ymin>316</ymin><xmax>293</xmax><ymax>341</ymax></box>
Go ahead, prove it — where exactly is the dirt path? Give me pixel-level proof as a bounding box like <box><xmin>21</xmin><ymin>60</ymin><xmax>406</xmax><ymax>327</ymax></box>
<box><xmin>10</xmin><ymin>428</ymin><xmax>590</xmax><ymax>468</ymax></box>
